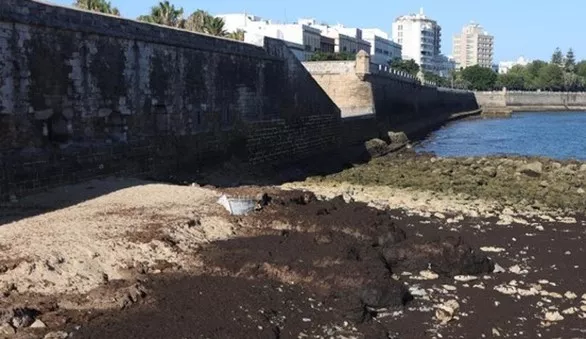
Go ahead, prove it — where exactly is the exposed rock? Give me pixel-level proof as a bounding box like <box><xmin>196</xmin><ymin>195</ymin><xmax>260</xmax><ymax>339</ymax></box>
<box><xmin>412</xmin><ymin>270</ymin><xmax>439</xmax><ymax>280</ymax></box>
<box><xmin>435</xmin><ymin>299</ymin><xmax>460</xmax><ymax>324</ymax></box>
<box><xmin>494</xmin><ymin>284</ymin><xmax>517</xmax><ymax>295</ymax></box>
<box><xmin>30</xmin><ymin>319</ymin><xmax>47</xmax><ymax>328</ymax></box>
<box><xmin>388</xmin><ymin>131</ymin><xmax>409</xmax><ymax>145</ymax></box>
<box><xmin>4</xmin><ymin>308</ymin><xmax>37</xmax><ymax>329</ymax></box>
<box><xmin>0</xmin><ymin>323</ymin><xmax>15</xmax><ymax>337</ymax></box>
<box><xmin>360</xmin><ymin>282</ymin><xmax>412</xmax><ymax>309</ymax></box>
<box><xmin>44</xmin><ymin>331</ymin><xmax>69</xmax><ymax>339</ymax></box>
<box><xmin>562</xmin><ymin>307</ymin><xmax>579</xmax><ymax>315</ymax></box>
<box><xmin>408</xmin><ymin>286</ymin><xmax>428</xmax><ymax>297</ymax></box>
<box><xmin>492</xmin><ymin>328</ymin><xmax>501</xmax><ymax>337</ymax></box>
<box><xmin>564</xmin><ymin>291</ymin><xmax>578</xmax><ymax>299</ymax></box>
<box><xmin>364</xmin><ymin>138</ymin><xmax>390</xmax><ymax>158</ymax></box>
<box><xmin>580</xmin><ymin>164</ymin><xmax>586</xmax><ymax>172</ymax></box>
<box><xmin>544</xmin><ymin>311</ymin><xmax>564</xmax><ymax>322</ymax></box>
<box><xmin>442</xmin><ymin>285</ymin><xmax>457</xmax><ymax>291</ymax></box>
<box><xmin>517</xmin><ymin>287</ymin><xmax>539</xmax><ymax>296</ymax></box>
<box><xmin>482</xmin><ymin>166</ymin><xmax>497</xmax><ymax>178</ymax></box>
<box><xmin>454</xmin><ymin>275</ymin><xmax>478</xmax><ymax>282</ymax></box>
<box><xmin>518</xmin><ymin>162</ymin><xmax>543</xmax><ymax>177</ymax></box>
<box><xmin>480</xmin><ymin>247</ymin><xmax>505</xmax><ymax>253</ymax></box>
<box><xmin>116</xmin><ymin>283</ymin><xmax>147</xmax><ymax>310</ymax></box>
<box><xmin>509</xmin><ymin>265</ymin><xmax>527</xmax><ymax>275</ymax></box>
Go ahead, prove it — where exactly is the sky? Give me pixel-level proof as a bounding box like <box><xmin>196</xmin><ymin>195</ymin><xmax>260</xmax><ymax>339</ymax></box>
<box><xmin>50</xmin><ymin>0</ymin><xmax>586</xmax><ymax>63</ymax></box>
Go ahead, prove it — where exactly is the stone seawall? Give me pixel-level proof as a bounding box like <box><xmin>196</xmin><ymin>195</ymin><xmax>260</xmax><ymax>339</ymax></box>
<box><xmin>0</xmin><ymin>0</ymin><xmax>341</xmax><ymax>199</ymax></box>
<box><xmin>303</xmin><ymin>53</ymin><xmax>480</xmax><ymax>142</ymax></box>
<box><xmin>475</xmin><ymin>91</ymin><xmax>586</xmax><ymax>115</ymax></box>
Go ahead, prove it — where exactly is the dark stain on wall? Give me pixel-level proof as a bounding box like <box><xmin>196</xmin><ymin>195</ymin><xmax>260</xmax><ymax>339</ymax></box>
<box><xmin>89</xmin><ymin>37</ymin><xmax>127</xmax><ymax>103</ymax></box>
<box><xmin>25</xmin><ymin>31</ymin><xmax>74</xmax><ymax>110</ymax></box>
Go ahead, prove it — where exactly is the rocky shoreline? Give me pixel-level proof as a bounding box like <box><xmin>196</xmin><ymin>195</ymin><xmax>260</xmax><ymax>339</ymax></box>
<box><xmin>0</xmin><ymin>150</ymin><xmax>585</xmax><ymax>338</ymax></box>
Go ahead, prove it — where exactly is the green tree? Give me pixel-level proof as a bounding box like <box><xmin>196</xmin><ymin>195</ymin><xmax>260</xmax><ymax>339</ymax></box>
<box><xmin>575</xmin><ymin>60</ymin><xmax>586</xmax><ymax>78</ymax></box>
<box><xmin>137</xmin><ymin>1</ymin><xmax>184</xmax><ymax>27</ymax></box>
<box><xmin>460</xmin><ymin>65</ymin><xmax>497</xmax><ymax>90</ymax></box>
<box><xmin>423</xmin><ymin>71</ymin><xmax>449</xmax><ymax>87</ymax></box>
<box><xmin>565</xmin><ymin>48</ymin><xmax>576</xmax><ymax>72</ymax></box>
<box><xmin>74</xmin><ymin>0</ymin><xmax>120</xmax><ymax>15</ymax></box>
<box><xmin>227</xmin><ymin>29</ymin><xmax>245</xmax><ymax>41</ymax></box>
<box><xmin>496</xmin><ymin>72</ymin><xmax>525</xmax><ymax>90</ymax></box>
<box><xmin>309</xmin><ymin>51</ymin><xmax>355</xmax><ymax>61</ymax></box>
<box><xmin>563</xmin><ymin>72</ymin><xmax>585</xmax><ymax>91</ymax></box>
<box><xmin>184</xmin><ymin>9</ymin><xmax>208</xmax><ymax>33</ymax></box>
<box><xmin>203</xmin><ymin>15</ymin><xmax>227</xmax><ymax>36</ymax></box>
<box><xmin>536</xmin><ymin>63</ymin><xmax>564</xmax><ymax>90</ymax></box>
<box><xmin>551</xmin><ymin>47</ymin><xmax>563</xmax><ymax>66</ymax></box>
<box><xmin>525</xmin><ymin>60</ymin><xmax>548</xmax><ymax>89</ymax></box>
<box><xmin>389</xmin><ymin>58</ymin><xmax>420</xmax><ymax>76</ymax></box>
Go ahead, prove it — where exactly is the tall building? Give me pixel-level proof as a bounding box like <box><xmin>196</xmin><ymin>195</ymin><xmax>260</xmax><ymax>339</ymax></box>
<box><xmin>452</xmin><ymin>23</ymin><xmax>494</xmax><ymax>69</ymax></box>
<box><xmin>361</xmin><ymin>28</ymin><xmax>402</xmax><ymax>66</ymax></box>
<box><xmin>392</xmin><ymin>8</ymin><xmax>442</xmax><ymax>73</ymax></box>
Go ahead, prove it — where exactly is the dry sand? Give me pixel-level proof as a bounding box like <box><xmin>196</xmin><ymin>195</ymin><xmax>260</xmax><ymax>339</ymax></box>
<box><xmin>0</xmin><ymin>178</ymin><xmax>233</xmax><ymax>298</ymax></box>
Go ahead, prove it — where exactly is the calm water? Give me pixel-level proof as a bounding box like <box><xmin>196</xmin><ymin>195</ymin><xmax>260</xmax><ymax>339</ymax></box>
<box><xmin>417</xmin><ymin>112</ymin><xmax>586</xmax><ymax>160</ymax></box>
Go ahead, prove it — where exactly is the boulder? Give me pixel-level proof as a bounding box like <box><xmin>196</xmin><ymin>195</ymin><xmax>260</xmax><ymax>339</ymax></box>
<box><xmin>482</xmin><ymin>166</ymin><xmax>497</xmax><ymax>178</ymax></box>
<box><xmin>518</xmin><ymin>162</ymin><xmax>543</xmax><ymax>177</ymax></box>
<box><xmin>388</xmin><ymin>131</ymin><xmax>409</xmax><ymax>145</ymax></box>
<box><xmin>0</xmin><ymin>323</ymin><xmax>15</xmax><ymax>337</ymax></box>
<box><xmin>364</xmin><ymin>138</ymin><xmax>390</xmax><ymax>158</ymax></box>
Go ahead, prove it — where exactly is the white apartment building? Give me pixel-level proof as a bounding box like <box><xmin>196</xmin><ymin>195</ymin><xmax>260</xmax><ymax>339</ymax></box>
<box><xmin>362</xmin><ymin>28</ymin><xmax>402</xmax><ymax>66</ymax></box>
<box><xmin>498</xmin><ymin>56</ymin><xmax>531</xmax><ymax>74</ymax></box>
<box><xmin>215</xmin><ymin>13</ymin><xmax>268</xmax><ymax>32</ymax></box>
<box><xmin>218</xmin><ymin>13</ymin><xmax>322</xmax><ymax>61</ymax></box>
<box><xmin>452</xmin><ymin>23</ymin><xmax>494</xmax><ymax>69</ymax></box>
<box><xmin>392</xmin><ymin>8</ymin><xmax>442</xmax><ymax>73</ymax></box>
<box><xmin>298</xmin><ymin>19</ymin><xmax>371</xmax><ymax>55</ymax></box>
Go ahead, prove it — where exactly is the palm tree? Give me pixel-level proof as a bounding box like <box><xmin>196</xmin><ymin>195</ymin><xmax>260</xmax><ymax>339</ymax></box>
<box><xmin>227</xmin><ymin>29</ymin><xmax>245</xmax><ymax>41</ymax></box>
<box><xmin>203</xmin><ymin>16</ymin><xmax>226</xmax><ymax>37</ymax></box>
<box><xmin>74</xmin><ymin>0</ymin><xmax>120</xmax><ymax>16</ymax></box>
<box><xmin>137</xmin><ymin>1</ymin><xmax>184</xmax><ymax>28</ymax></box>
<box><xmin>184</xmin><ymin>10</ymin><xmax>208</xmax><ymax>33</ymax></box>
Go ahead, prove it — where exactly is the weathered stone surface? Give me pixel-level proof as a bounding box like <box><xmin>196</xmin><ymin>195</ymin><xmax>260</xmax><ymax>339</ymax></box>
<box><xmin>388</xmin><ymin>131</ymin><xmax>409</xmax><ymax>145</ymax></box>
<box><xmin>30</xmin><ymin>319</ymin><xmax>47</xmax><ymax>328</ymax></box>
<box><xmin>364</xmin><ymin>138</ymin><xmax>389</xmax><ymax>158</ymax></box>
<box><xmin>518</xmin><ymin>162</ymin><xmax>543</xmax><ymax>177</ymax></box>
<box><xmin>44</xmin><ymin>331</ymin><xmax>69</xmax><ymax>339</ymax></box>
<box><xmin>0</xmin><ymin>323</ymin><xmax>15</xmax><ymax>337</ymax></box>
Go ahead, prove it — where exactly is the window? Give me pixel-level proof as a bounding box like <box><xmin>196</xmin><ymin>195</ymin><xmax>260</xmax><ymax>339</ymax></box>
<box><xmin>343</xmin><ymin>46</ymin><xmax>347</xmax><ymax>51</ymax></box>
